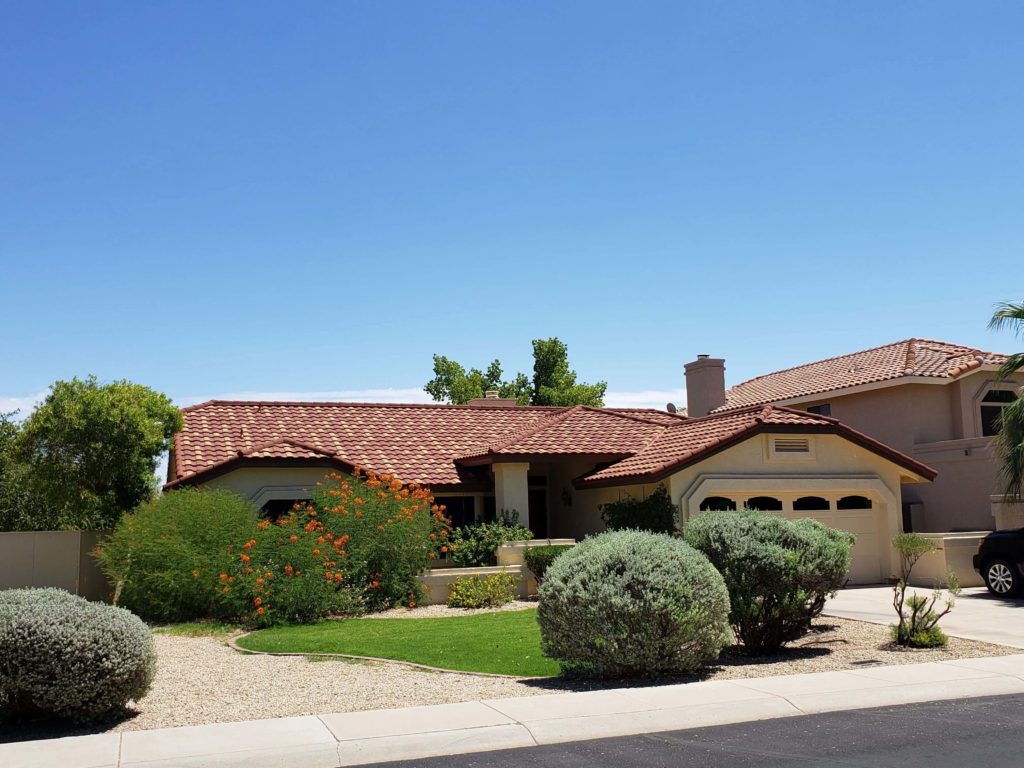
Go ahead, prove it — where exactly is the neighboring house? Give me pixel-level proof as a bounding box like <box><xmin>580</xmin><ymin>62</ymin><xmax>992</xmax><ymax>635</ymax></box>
<box><xmin>685</xmin><ymin>339</ymin><xmax>1020</xmax><ymax>533</ymax></box>
<box><xmin>168</xmin><ymin>396</ymin><xmax>936</xmax><ymax>584</ymax></box>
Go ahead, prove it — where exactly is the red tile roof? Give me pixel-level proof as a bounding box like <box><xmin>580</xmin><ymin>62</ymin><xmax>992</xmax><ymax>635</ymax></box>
<box><xmin>717</xmin><ymin>339</ymin><xmax>1007</xmax><ymax>412</ymax></box>
<box><xmin>169</xmin><ymin>399</ymin><xmax>934</xmax><ymax>491</ymax></box>
<box><xmin>577</xmin><ymin>405</ymin><xmax>937</xmax><ymax>487</ymax></box>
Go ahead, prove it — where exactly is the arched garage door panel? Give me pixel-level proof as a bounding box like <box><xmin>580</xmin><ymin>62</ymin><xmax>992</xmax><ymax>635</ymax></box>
<box><xmin>781</xmin><ymin>510</ymin><xmax>881</xmax><ymax>585</ymax></box>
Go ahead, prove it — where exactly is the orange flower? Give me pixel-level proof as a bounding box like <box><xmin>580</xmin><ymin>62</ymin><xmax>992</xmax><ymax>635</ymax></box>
<box><xmin>257</xmin><ymin>607</ymin><xmax>265</xmax><ymax>616</ymax></box>
<box><xmin>440</xmin><ymin>545</ymin><xmax>448</xmax><ymax>553</ymax></box>
<box><xmin>240</xmin><ymin>553</ymin><xmax>250</xmax><ymax>563</ymax></box>
<box><xmin>284</xmin><ymin>564</ymin><xmax>294</xmax><ymax>576</ymax></box>
<box><xmin>254</xmin><ymin>597</ymin><xmax>263</xmax><ymax>607</ymax></box>
<box><xmin>408</xmin><ymin>601</ymin><xmax>416</xmax><ymax>608</ymax></box>
<box><xmin>290</xmin><ymin>535</ymin><xmax>298</xmax><ymax>543</ymax></box>
<box><xmin>219</xmin><ymin>573</ymin><xmax>229</xmax><ymax>581</ymax></box>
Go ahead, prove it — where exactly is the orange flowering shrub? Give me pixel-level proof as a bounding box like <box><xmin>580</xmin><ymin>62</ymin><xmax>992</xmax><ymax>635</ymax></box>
<box><xmin>224</xmin><ymin>512</ymin><xmax>361</xmax><ymax>627</ymax></box>
<box><xmin>307</xmin><ymin>470</ymin><xmax>449</xmax><ymax>611</ymax></box>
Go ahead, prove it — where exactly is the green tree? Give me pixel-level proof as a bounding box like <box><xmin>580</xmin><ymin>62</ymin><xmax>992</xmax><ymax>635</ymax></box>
<box><xmin>5</xmin><ymin>377</ymin><xmax>183</xmax><ymax>530</ymax></box>
<box><xmin>0</xmin><ymin>411</ymin><xmax>33</xmax><ymax>531</ymax></box>
<box><xmin>988</xmin><ymin>301</ymin><xmax>1024</xmax><ymax>498</ymax></box>
<box><xmin>424</xmin><ymin>338</ymin><xmax>606</xmax><ymax>407</ymax></box>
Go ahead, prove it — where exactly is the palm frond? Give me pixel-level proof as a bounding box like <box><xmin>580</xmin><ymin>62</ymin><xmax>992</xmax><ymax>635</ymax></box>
<box><xmin>988</xmin><ymin>301</ymin><xmax>1024</xmax><ymax>335</ymax></box>
<box><xmin>994</xmin><ymin>395</ymin><xmax>1024</xmax><ymax>499</ymax></box>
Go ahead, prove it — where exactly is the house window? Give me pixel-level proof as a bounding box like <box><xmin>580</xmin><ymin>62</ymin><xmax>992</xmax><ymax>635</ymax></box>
<box><xmin>807</xmin><ymin>404</ymin><xmax>832</xmax><ymax>417</ymax></box>
<box><xmin>699</xmin><ymin>496</ymin><xmax>736</xmax><ymax>512</ymax></box>
<box><xmin>746</xmin><ymin>496</ymin><xmax>783</xmax><ymax>511</ymax></box>
<box><xmin>837</xmin><ymin>495</ymin><xmax>872</xmax><ymax>510</ymax></box>
<box><xmin>793</xmin><ymin>496</ymin><xmax>829</xmax><ymax>511</ymax></box>
<box><xmin>261</xmin><ymin>498</ymin><xmax>310</xmax><ymax>520</ymax></box>
<box><xmin>981</xmin><ymin>389</ymin><xmax>1017</xmax><ymax>437</ymax></box>
<box><xmin>435</xmin><ymin>496</ymin><xmax>475</xmax><ymax>528</ymax></box>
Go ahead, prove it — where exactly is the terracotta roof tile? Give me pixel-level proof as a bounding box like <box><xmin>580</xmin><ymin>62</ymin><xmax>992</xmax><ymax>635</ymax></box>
<box><xmin>168</xmin><ymin>401</ymin><xmax>684</xmax><ymax>488</ymax></box>
<box><xmin>577</xmin><ymin>405</ymin><xmax>936</xmax><ymax>486</ymax></box>
<box><xmin>169</xmin><ymin>399</ymin><xmax>935</xmax><ymax>491</ymax></box>
<box><xmin>717</xmin><ymin>339</ymin><xmax>1007</xmax><ymax>411</ymax></box>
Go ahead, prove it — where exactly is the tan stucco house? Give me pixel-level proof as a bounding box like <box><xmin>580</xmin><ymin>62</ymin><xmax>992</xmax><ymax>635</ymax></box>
<box><xmin>685</xmin><ymin>339</ymin><xmax>1020</xmax><ymax>533</ymax></box>
<box><xmin>167</xmin><ymin>397</ymin><xmax>936</xmax><ymax>585</ymax></box>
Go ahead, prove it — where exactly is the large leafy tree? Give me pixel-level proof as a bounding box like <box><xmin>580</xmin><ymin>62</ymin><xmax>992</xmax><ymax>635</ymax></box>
<box><xmin>425</xmin><ymin>338</ymin><xmax>607</xmax><ymax>407</ymax></box>
<box><xmin>989</xmin><ymin>301</ymin><xmax>1024</xmax><ymax>498</ymax></box>
<box><xmin>1</xmin><ymin>377</ymin><xmax>182</xmax><ymax>531</ymax></box>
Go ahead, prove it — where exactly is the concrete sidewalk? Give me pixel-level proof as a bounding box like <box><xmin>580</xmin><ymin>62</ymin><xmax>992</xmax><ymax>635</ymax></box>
<box><xmin>826</xmin><ymin>586</ymin><xmax>1024</xmax><ymax>648</ymax></box>
<box><xmin>5</xmin><ymin>654</ymin><xmax>1024</xmax><ymax>768</ymax></box>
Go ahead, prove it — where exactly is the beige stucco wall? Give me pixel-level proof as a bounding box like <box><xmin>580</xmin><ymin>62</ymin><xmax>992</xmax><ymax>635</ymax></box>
<box><xmin>201</xmin><ymin>466</ymin><xmax>335</xmax><ymax>507</ymax></box>
<box><xmin>793</xmin><ymin>371</ymin><xmax>1024</xmax><ymax>532</ymax></box>
<box><xmin>663</xmin><ymin>433</ymin><xmax>916</xmax><ymax>581</ymax></box>
<box><xmin>0</xmin><ymin>530</ymin><xmax>111</xmax><ymax>601</ymax></box>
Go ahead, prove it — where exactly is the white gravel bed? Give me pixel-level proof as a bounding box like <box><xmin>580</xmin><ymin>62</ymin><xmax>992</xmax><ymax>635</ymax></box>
<box><xmin>3</xmin><ymin>616</ymin><xmax>1015</xmax><ymax>739</ymax></box>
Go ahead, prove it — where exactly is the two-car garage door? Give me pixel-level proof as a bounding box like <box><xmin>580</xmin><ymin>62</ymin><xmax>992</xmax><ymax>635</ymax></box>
<box><xmin>780</xmin><ymin>510</ymin><xmax>882</xmax><ymax>585</ymax></box>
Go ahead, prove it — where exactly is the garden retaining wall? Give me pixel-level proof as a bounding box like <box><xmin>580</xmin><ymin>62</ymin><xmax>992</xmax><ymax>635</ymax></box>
<box><xmin>0</xmin><ymin>530</ymin><xmax>111</xmax><ymax>601</ymax></box>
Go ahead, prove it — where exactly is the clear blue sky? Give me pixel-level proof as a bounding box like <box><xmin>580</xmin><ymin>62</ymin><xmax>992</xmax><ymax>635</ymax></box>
<box><xmin>2</xmin><ymin>2</ymin><xmax>1022</xmax><ymax>413</ymax></box>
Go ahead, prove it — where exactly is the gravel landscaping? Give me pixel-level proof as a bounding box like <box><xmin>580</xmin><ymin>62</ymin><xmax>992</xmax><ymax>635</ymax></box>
<box><xmin>1</xmin><ymin>612</ymin><xmax>1015</xmax><ymax>740</ymax></box>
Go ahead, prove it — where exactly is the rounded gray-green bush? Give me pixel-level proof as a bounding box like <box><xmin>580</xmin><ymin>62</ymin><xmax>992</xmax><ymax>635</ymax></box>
<box><xmin>537</xmin><ymin>530</ymin><xmax>731</xmax><ymax>677</ymax></box>
<box><xmin>684</xmin><ymin>511</ymin><xmax>854</xmax><ymax>654</ymax></box>
<box><xmin>0</xmin><ymin>588</ymin><xmax>155</xmax><ymax>722</ymax></box>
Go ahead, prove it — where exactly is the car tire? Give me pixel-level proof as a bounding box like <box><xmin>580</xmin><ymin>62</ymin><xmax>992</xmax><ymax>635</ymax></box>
<box><xmin>983</xmin><ymin>558</ymin><xmax>1022</xmax><ymax>597</ymax></box>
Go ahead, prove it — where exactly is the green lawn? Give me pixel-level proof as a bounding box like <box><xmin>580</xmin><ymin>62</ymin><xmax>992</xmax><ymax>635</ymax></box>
<box><xmin>153</xmin><ymin>620</ymin><xmax>240</xmax><ymax>638</ymax></box>
<box><xmin>235</xmin><ymin>608</ymin><xmax>561</xmax><ymax>677</ymax></box>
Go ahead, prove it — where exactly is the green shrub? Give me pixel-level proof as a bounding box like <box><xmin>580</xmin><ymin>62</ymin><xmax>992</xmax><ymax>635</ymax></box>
<box><xmin>537</xmin><ymin>530</ymin><xmax>730</xmax><ymax>677</ymax></box>
<box><xmin>225</xmin><ymin>512</ymin><xmax>364</xmax><ymax>627</ymax></box>
<box><xmin>447</xmin><ymin>571</ymin><xmax>517</xmax><ymax>608</ymax></box>
<box><xmin>684</xmin><ymin>511</ymin><xmax>854</xmax><ymax>655</ymax></box>
<box><xmin>448</xmin><ymin>514</ymin><xmax>532</xmax><ymax>567</ymax></box>
<box><xmin>890</xmin><ymin>533</ymin><xmax>958</xmax><ymax>647</ymax></box>
<box><xmin>599</xmin><ymin>486</ymin><xmax>677</xmax><ymax>534</ymax></box>
<box><xmin>306</xmin><ymin>470</ymin><xmax>449</xmax><ymax>611</ymax></box>
<box><xmin>95</xmin><ymin>488</ymin><xmax>259</xmax><ymax>622</ymax></box>
<box><xmin>0</xmin><ymin>588</ymin><xmax>155</xmax><ymax>723</ymax></box>
<box><xmin>523</xmin><ymin>544</ymin><xmax>573</xmax><ymax>584</ymax></box>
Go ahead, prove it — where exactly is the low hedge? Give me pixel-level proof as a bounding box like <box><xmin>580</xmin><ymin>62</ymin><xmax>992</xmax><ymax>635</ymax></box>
<box><xmin>0</xmin><ymin>589</ymin><xmax>155</xmax><ymax>723</ymax></box>
<box><xmin>447</xmin><ymin>572</ymin><xmax>517</xmax><ymax>608</ymax></box>
<box><xmin>523</xmin><ymin>545</ymin><xmax>573</xmax><ymax>584</ymax></box>
<box><xmin>684</xmin><ymin>511</ymin><xmax>854</xmax><ymax>654</ymax></box>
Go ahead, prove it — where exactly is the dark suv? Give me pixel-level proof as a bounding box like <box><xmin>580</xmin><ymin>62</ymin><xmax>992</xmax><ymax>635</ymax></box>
<box><xmin>974</xmin><ymin>528</ymin><xmax>1024</xmax><ymax>597</ymax></box>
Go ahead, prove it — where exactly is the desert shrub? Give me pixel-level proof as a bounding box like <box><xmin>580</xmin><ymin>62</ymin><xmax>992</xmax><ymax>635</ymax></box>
<box><xmin>537</xmin><ymin>529</ymin><xmax>730</xmax><ymax>677</ymax></box>
<box><xmin>523</xmin><ymin>544</ymin><xmax>573</xmax><ymax>584</ymax></box>
<box><xmin>890</xmin><ymin>533</ymin><xmax>959</xmax><ymax>648</ymax></box>
<box><xmin>448</xmin><ymin>513</ymin><xmax>532</xmax><ymax>567</ymax></box>
<box><xmin>599</xmin><ymin>486</ymin><xmax>677</xmax><ymax>534</ymax></box>
<box><xmin>306</xmin><ymin>470</ymin><xmax>449</xmax><ymax>611</ymax></box>
<box><xmin>224</xmin><ymin>512</ymin><xmax>363</xmax><ymax>627</ymax></box>
<box><xmin>684</xmin><ymin>511</ymin><xmax>854</xmax><ymax>654</ymax></box>
<box><xmin>0</xmin><ymin>588</ymin><xmax>155</xmax><ymax>723</ymax></box>
<box><xmin>447</xmin><ymin>571</ymin><xmax>517</xmax><ymax>608</ymax></box>
<box><xmin>95</xmin><ymin>488</ymin><xmax>259</xmax><ymax>622</ymax></box>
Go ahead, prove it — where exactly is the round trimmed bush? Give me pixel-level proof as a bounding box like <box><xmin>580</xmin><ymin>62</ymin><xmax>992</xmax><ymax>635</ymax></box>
<box><xmin>684</xmin><ymin>511</ymin><xmax>854</xmax><ymax>654</ymax></box>
<box><xmin>0</xmin><ymin>588</ymin><xmax>155</xmax><ymax>722</ymax></box>
<box><xmin>537</xmin><ymin>530</ymin><xmax>730</xmax><ymax>677</ymax></box>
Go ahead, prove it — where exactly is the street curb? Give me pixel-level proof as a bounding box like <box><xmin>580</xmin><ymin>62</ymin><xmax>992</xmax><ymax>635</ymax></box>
<box><xmin>4</xmin><ymin>654</ymin><xmax>1024</xmax><ymax>768</ymax></box>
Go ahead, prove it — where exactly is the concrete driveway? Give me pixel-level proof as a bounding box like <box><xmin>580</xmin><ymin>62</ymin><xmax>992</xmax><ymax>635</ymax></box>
<box><xmin>825</xmin><ymin>586</ymin><xmax>1024</xmax><ymax>649</ymax></box>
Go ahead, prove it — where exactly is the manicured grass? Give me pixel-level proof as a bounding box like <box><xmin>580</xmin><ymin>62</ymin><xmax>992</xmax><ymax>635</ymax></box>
<box><xmin>153</xmin><ymin>621</ymin><xmax>239</xmax><ymax>638</ymax></box>
<box><xmin>236</xmin><ymin>608</ymin><xmax>560</xmax><ymax>677</ymax></box>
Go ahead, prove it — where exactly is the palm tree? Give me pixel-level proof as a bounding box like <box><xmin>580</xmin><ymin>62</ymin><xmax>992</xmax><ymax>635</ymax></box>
<box><xmin>988</xmin><ymin>301</ymin><xmax>1024</xmax><ymax>498</ymax></box>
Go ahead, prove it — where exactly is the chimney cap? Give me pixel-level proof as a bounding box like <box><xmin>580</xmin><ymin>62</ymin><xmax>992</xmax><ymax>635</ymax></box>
<box><xmin>484</xmin><ymin>390</ymin><xmax>499</xmax><ymax>399</ymax></box>
<box><xmin>697</xmin><ymin>354</ymin><xmax>710</xmax><ymax>359</ymax></box>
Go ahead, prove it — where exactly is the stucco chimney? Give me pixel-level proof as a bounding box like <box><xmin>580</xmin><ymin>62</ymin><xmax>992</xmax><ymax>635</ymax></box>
<box><xmin>684</xmin><ymin>354</ymin><xmax>726</xmax><ymax>417</ymax></box>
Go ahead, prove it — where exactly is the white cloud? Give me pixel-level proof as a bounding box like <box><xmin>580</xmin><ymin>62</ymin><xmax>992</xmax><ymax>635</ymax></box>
<box><xmin>176</xmin><ymin>387</ymin><xmax>435</xmax><ymax>407</ymax></box>
<box><xmin>0</xmin><ymin>391</ymin><xmax>46</xmax><ymax>419</ymax></box>
<box><xmin>603</xmin><ymin>388</ymin><xmax>687</xmax><ymax>411</ymax></box>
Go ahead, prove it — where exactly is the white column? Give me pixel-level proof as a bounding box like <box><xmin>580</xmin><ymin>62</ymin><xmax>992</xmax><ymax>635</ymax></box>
<box><xmin>493</xmin><ymin>462</ymin><xmax>530</xmax><ymax>529</ymax></box>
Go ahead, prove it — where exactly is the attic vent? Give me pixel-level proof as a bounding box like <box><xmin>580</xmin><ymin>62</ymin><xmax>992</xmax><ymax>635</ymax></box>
<box><xmin>773</xmin><ymin>437</ymin><xmax>810</xmax><ymax>453</ymax></box>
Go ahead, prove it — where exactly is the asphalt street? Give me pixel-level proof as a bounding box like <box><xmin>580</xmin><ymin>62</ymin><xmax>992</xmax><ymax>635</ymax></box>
<box><xmin>374</xmin><ymin>693</ymin><xmax>1024</xmax><ymax>767</ymax></box>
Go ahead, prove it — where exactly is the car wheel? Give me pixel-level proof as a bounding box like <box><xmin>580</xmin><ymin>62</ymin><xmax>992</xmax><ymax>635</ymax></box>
<box><xmin>984</xmin><ymin>558</ymin><xmax>1022</xmax><ymax>597</ymax></box>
